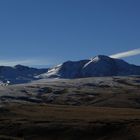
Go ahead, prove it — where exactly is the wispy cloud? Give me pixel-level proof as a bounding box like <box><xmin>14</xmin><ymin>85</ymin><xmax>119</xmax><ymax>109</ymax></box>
<box><xmin>0</xmin><ymin>59</ymin><xmax>48</xmax><ymax>66</ymax></box>
<box><xmin>110</xmin><ymin>48</ymin><xmax>140</xmax><ymax>59</ymax></box>
<box><xmin>0</xmin><ymin>60</ymin><xmax>36</xmax><ymax>66</ymax></box>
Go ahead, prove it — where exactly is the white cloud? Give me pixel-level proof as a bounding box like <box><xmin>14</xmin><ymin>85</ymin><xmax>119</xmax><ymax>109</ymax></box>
<box><xmin>110</xmin><ymin>48</ymin><xmax>140</xmax><ymax>59</ymax></box>
<box><xmin>0</xmin><ymin>59</ymin><xmax>48</xmax><ymax>66</ymax></box>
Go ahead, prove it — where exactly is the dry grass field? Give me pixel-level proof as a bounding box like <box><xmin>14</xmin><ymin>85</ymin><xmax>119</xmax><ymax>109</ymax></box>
<box><xmin>0</xmin><ymin>104</ymin><xmax>140</xmax><ymax>140</ymax></box>
<box><xmin>0</xmin><ymin>76</ymin><xmax>140</xmax><ymax>139</ymax></box>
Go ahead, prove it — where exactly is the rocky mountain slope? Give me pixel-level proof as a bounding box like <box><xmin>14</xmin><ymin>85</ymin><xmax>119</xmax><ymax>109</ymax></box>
<box><xmin>38</xmin><ymin>55</ymin><xmax>140</xmax><ymax>78</ymax></box>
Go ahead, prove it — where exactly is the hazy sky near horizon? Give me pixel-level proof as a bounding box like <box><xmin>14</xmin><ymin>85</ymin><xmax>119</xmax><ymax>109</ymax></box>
<box><xmin>0</xmin><ymin>0</ymin><xmax>140</xmax><ymax>67</ymax></box>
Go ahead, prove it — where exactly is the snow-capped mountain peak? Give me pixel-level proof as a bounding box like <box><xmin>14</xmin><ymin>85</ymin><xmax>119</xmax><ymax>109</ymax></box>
<box><xmin>83</xmin><ymin>55</ymin><xmax>110</xmax><ymax>68</ymax></box>
<box><xmin>37</xmin><ymin>55</ymin><xmax>140</xmax><ymax>79</ymax></box>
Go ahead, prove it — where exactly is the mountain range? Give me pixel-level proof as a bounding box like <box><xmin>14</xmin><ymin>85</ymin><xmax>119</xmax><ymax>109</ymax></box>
<box><xmin>38</xmin><ymin>55</ymin><xmax>140</xmax><ymax>79</ymax></box>
<box><xmin>0</xmin><ymin>55</ymin><xmax>140</xmax><ymax>84</ymax></box>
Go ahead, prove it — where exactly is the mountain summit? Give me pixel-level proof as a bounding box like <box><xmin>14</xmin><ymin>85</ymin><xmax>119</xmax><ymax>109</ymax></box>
<box><xmin>38</xmin><ymin>55</ymin><xmax>140</xmax><ymax>79</ymax></box>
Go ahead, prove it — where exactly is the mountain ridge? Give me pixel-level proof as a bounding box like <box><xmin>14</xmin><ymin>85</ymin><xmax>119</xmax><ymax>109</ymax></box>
<box><xmin>0</xmin><ymin>65</ymin><xmax>48</xmax><ymax>84</ymax></box>
<box><xmin>0</xmin><ymin>55</ymin><xmax>140</xmax><ymax>84</ymax></box>
<box><xmin>38</xmin><ymin>55</ymin><xmax>140</xmax><ymax>79</ymax></box>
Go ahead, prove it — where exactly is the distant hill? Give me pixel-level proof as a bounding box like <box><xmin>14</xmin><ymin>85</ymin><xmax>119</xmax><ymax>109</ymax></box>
<box><xmin>0</xmin><ymin>65</ymin><xmax>48</xmax><ymax>84</ymax></box>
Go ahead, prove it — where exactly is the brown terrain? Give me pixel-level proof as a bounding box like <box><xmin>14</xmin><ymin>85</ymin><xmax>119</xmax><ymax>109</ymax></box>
<box><xmin>0</xmin><ymin>76</ymin><xmax>140</xmax><ymax>140</ymax></box>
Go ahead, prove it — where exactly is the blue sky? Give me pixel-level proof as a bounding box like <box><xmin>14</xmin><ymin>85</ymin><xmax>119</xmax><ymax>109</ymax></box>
<box><xmin>0</xmin><ymin>0</ymin><xmax>140</xmax><ymax>67</ymax></box>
